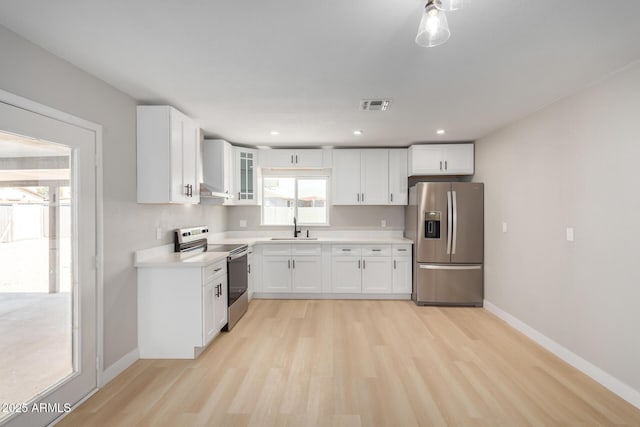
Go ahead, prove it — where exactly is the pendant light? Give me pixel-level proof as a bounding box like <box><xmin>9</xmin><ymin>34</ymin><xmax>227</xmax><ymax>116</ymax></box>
<box><xmin>436</xmin><ymin>0</ymin><xmax>464</xmax><ymax>11</ymax></box>
<box><xmin>415</xmin><ymin>0</ymin><xmax>450</xmax><ymax>48</ymax></box>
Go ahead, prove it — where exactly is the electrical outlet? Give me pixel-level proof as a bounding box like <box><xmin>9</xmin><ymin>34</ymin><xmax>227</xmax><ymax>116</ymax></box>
<box><xmin>502</xmin><ymin>222</ymin><xmax>508</xmax><ymax>233</ymax></box>
<box><xmin>566</xmin><ymin>227</ymin><xmax>575</xmax><ymax>242</ymax></box>
<box><xmin>381</xmin><ymin>220</ymin><xmax>387</xmax><ymax>228</ymax></box>
<box><xmin>239</xmin><ymin>219</ymin><xmax>247</xmax><ymax>228</ymax></box>
<box><xmin>156</xmin><ymin>227</ymin><xmax>162</xmax><ymax>240</ymax></box>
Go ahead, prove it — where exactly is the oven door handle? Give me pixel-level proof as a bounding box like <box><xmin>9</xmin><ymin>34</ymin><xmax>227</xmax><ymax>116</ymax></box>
<box><xmin>228</xmin><ymin>250</ymin><xmax>249</xmax><ymax>261</ymax></box>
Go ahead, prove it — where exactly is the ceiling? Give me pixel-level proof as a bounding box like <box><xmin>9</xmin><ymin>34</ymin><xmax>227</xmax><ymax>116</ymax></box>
<box><xmin>1</xmin><ymin>0</ymin><xmax>639</xmax><ymax>147</ymax></box>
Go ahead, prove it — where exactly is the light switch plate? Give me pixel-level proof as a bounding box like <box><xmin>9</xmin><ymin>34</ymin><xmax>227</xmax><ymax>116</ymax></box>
<box><xmin>381</xmin><ymin>220</ymin><xmax>387</xmax><ymax>228</ymax></box>
<box><xmin>239</xmin><ymin>219</ymin><xmax>247</xmax><ymax>228</ymax></box>
<box><xmin>502</xmin><ymin>222</ymin><xmax>508</xmax><ymax>233</ymax></box>
<box><xmin>566</xmin><ymin>227</ymin><xmax>575</xmax><ymax>242</ymax></box>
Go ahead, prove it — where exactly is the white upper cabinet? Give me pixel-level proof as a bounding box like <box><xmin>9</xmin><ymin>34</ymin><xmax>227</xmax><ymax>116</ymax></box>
<box><xmin>137</xmin><ymin>105</ymin><xmax>200</xmax><ymax>204</ymax></box>
<box><xmin>333</xmin><ymin>149</ymin><xmax>407</xmax><ymax>205</ymax></box>
<box><xmin>408</xmin><ymin>144</ymin><xmax>474</xmax><ymax>176</ymax></box>
<box><xmin>388</xmin><ymin>149</ymin><xmax>408</xmax><ymax>205</ymax></box>
<box><xmin>233</xmin><ymin>147</ymin><xmax>259</xmax><ymax>205</ymax></box>
<box><xmin>261</xmin><ymin>149</ymin><xmax>324</xmax><ymax>169</ymax></box>
<box><xmin>202</xmin><ymin>139</ymin><xmax>233</xmax><ymax>202</ymax></box>
<box><xmin>332</xmin><ymin>149</ymin><xmax>361</xmax><ymax>205</ymax></box>
<box><xmin>361</xmin><ymin>150</ymin><xmax>389</xmax><ymax>205</ymax></box>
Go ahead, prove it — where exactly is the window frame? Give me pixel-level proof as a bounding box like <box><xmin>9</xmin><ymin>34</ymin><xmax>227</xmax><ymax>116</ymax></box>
<box><xmin>260</xmin><ymin>171</ymin><xmax>330</xmax><ymax>227</ymax></box>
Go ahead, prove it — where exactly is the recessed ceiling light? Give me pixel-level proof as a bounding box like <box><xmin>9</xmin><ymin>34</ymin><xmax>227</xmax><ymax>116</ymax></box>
<box><xmin>270</xmin><ymin>131</ymin><xmax>280</xmax><ymax>136</ymax></box>
<box><xmin>436</xmin><ymin>129</ymin><xmax>446</xmax><ymax>135</ymax></box>
<box><xmin>353</xmin><ymin>130</ymin><xmax>363</xmax><ymax>135</ymax></box>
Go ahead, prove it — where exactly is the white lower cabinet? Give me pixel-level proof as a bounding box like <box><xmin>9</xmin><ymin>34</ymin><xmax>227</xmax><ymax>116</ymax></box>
<box><xmin>203</xmin><ymin>281</ymin><xmax>216</xmax><ymax>344</ymax></box>
<box><xmin>291</xmin><ymin>256</ymin><xmax>323</xmax><ymax>292</ymax></box>
<box><xmin>392</xmin><ymin>245</ymin><xmax>412</xmax><ymax>293</ymax></box>
<box><xmin>214</xmin><ymin>276</ymin><xmax>228</xmax><ymax>333</ymax></box>
<box><xmin>362</xmin><ymin>257</ymin><xmax>392</xmax><ymax>293</ymax></box>
<box><xmin>138</xmin><ymin>259</ymin><xmax>227</xmax><ymax>359</ymax></box>
<box><xmin>256</xmin><ymin>242</ymin><xmax>412</xmax><ymax>297</ymax></box>
<box><xmin>331</xmin><ymin>257</ymin><xmax>362</xmax><ymax>293</ymax></box>
<box><xmin>262</xmin><ymin>244</ymin><xmax>322</xmax><ymax>293</ymax></box>
<box><xmin>262</xmin><ymin>255</ymin><xmax>291</xmax><ymax>292</ymax></box>
<box><xmin>330</xmin><ymin>245</ymin><xmax>397</xmax><ymax>294</ymax></box>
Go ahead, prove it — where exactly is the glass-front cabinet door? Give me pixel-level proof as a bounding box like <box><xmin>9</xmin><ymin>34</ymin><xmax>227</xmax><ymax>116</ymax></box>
<box><xmin>234</xmin><ymin>147</ymin><xmax>258</xmax><ymax>204</ymax></box>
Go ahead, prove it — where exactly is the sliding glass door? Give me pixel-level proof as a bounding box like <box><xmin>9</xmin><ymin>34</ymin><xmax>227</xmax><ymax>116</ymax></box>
<box><xmin>0</xmin><ymin>100</ymin><xmax>97</xmax><ymax>427</ymax></box>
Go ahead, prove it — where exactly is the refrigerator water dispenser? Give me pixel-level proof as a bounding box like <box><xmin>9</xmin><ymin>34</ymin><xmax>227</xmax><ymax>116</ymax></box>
<box><xmin>424</xmin><ymin>211</ymin><xmax>441</xmax><ymax>239</ymax></box>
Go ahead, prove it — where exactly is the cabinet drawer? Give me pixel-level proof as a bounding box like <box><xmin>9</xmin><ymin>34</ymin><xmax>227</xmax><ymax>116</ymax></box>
<box><xmin>332</xmin><ymin>245</ymin><xmax>361</xmax><ymax>257</ymax></box>
<box><xmin>361</xmin><ymin>245</ymin><xmax>391</xmax><ymax>257</ymax></box>
<box><xmin>392</xmin><ymin>245</ymin><xmax>412</xmax><ymax>257</ymax></box>
<box><xmin>292</xmin><ymin>244</ymin><xmax>322</xmax><ymax>256</ymax></box>
<box><xmin>204</xmin><ymin>261</ymin><xmax>226</xmax><ymax>283</ymax></box>
<box><xmin>262</xmin><ymin>244</ymin><xmax>292</xmax><ymax>256</ymax></box>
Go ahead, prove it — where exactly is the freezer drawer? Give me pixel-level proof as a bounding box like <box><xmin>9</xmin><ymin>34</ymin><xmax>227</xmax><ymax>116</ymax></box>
<box><xmin>415</xmin><ymin>264</ymin><xmax>483</xmax><ymax>306</ymax></box>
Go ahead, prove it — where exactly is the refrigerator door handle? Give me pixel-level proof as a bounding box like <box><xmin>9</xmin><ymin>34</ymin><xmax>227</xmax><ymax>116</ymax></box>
<box><xmin>452</xmin><ymin>190</ymin><xmax>458</xmax><ymax>255</ymax></box>
<box><xmin>446</xmin><ymin>191</ymin><xmax>452</xmax><ymax>255</ymax></box>
<box><xmin>419</xmin><ymin>265</ymin><xmax>481</xmax><ymax>271</ymax></box>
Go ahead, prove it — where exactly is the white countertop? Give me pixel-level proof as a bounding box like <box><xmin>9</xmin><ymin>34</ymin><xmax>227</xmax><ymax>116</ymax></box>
<box><xmin>135</xmin><ymin>232</ymin><xmax>412</xmax><ymax>268</ymax></box>
<box><xmin>135</xmin><ymin>250</ymin><xmax>228</xmax><ymax>268</ymax></box>
<box><xmin>210</xmin><ymin>236</ymin><xmax>413</xmax><ymax>246</ymax></box>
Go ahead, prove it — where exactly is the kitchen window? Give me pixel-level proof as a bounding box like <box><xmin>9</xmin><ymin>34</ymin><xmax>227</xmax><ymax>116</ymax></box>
<box><xmin>262</xmin><ymin>175</ymin><xmax>329</xmax><ymax>226</ymax></box>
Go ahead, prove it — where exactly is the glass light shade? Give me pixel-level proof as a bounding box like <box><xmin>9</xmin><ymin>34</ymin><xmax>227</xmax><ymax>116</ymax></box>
<box><xmin>436</xmin><ymin>0</ymin><xmax>464</xmax><ymax>11</ymax></box>
<box><xmin>415</xmin><ymin>4</ymin><xmax>450</xmax><ymax>48</ymax></box>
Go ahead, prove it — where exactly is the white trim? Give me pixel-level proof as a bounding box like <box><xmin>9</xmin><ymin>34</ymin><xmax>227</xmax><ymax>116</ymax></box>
<box><xmin>102</xmin><ymin>348</ymin><xmax>140</xmax><ymax>386</ymax></box>
<box><xmin>49</xmin><ymin>388</ymin><xmax>99</xmax><ymax>426</ymax></box>
<box><xmin>484</xmin><ymin>300</ymin><xmax>640</xmax><ymax>410</ymax></box>
<box><xmin>0</xmin><ymin>89</ymin><xmax>105</xmax><ymax>390</ymax></box>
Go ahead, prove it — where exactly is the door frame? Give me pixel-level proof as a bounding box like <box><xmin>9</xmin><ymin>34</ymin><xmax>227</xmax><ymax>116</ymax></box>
<box><xmin>0</xmin><ymin>88</ymin><xmax>105</xmax><ymax>389</ymax></box>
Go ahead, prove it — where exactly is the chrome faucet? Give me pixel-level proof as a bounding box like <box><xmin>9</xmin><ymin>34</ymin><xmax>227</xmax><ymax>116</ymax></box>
<box><xmin>293</xmin><ymin>216</ymin><xmax>301</xmax><ymax>238</ymax></box>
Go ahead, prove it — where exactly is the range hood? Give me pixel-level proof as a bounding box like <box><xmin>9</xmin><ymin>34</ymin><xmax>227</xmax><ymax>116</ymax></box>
<box><xmin>199</xmin><ymin>183</ymin><xmax>232</xmax><ymax>199</ymax></box>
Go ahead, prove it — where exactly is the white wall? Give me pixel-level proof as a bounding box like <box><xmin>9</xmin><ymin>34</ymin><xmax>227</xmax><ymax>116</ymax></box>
<box><xmin>0</xmin><ymin>26</ymin><xmax>227</xmax><ymax>369</ymax></box>
<box><xmin>474</xmin><ymin>61</ymin><xmax>640</xmax><ymax>395</ymax></box>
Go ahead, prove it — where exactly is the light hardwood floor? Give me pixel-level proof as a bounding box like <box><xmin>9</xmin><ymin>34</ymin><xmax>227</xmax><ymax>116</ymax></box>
<box><xmin>59</xmin><ymin>300</ymin><xmax>640</xmax><ymax>426</ymax></box>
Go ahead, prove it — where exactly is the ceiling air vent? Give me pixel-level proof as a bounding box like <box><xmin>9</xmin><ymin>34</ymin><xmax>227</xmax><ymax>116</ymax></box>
<box><xmin>360</xmin><ymin>99</ymin><xmax>391</xmax><ymax>111</ymax></box>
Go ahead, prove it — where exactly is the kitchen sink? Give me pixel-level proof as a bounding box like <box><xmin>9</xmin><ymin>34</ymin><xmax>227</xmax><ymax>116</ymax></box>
<box><xmin>270</xmin><ymin>237</ymin><xmax>319</xmax><ymax>240</ymax></box>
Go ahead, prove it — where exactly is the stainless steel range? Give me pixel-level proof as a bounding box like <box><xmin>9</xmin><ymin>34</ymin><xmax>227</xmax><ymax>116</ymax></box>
<box><xmin>208</xmin><ymin>243</ymin><xmax>249</xmax><ymax>331</ymax></box>
<box><xmin>174</xmin><ymin>226</ymin><xmax>249</xmax><ymax>331</ymax></box>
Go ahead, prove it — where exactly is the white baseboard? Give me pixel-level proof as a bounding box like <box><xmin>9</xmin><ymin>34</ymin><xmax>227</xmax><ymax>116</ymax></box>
<box><xmin>484</xmin><ymin>300</ymin><xmax>640</xmax><ymax>409</ymax></box>
<box><xmin>101</xmin><ymin>348</ymin><xmax>139</xmax><ymax>386</ymax></box>
<box><xmin>253</xmin><ymin>293</ymin><xmax>411</xmax><ymax>300</ymax></box>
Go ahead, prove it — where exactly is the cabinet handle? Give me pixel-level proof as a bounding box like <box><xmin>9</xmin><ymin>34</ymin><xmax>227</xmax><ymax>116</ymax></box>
<box><xmin>361</xmin><ymin>193</ymin><xmax>364</xmax><ymax>202</ymax></box>
<box><xmin>248</xmin><ymin>264</ymin><xmax>251</xmax><ymax>274</ymax></box>
<box><xmin>358</xmin><ymin>259</ymin><xmax>361</xmax><ymax>269</ymax></box>
<box><xmin>291</xmin><ymin>154</ymin><xmax>294</xmax><ymax>164</ymax></box>
<box><xmin>214</xmin><ymin>267</ymin><xmax>222</xmax><ymax>272</ymax></box>
<box><xmin>394</xmin><ymin>260</ymin><xmax>397</xmax><ymax>269</ymax></box>
<box><xmin>295</xmin><ymin>154</ymin><xmax>298</xmax><ymax>164</ymax></box>
<box><xmin>288</xmin><ymin>259</ymin><xmax>291</xmax><ymax>269</ymax></box>
<box><xmin>372</xmin><ymin>249</ymin><xmax>381</xmax><ymax>252</ymax></box>
<box><xmin>292</xmin><ymin>259</ymin><xmax>295</xmax><ymax>269</ymax></box>
<box><xmin>185</xmin><ymin>184</ymin><xmax>190</xmax><ymax>196</ymax></box>
<box><xmin>445</xmin><ymin>160</ymin><xmax>448</xmax><ymax>170</ymax></box>
<box><xmin>362</xmin><ymin>259</ymin><xmax>366</xmax><ymax>269</ymax></box>
<box><xmin>390</xmin><ymin>193</ymin><xmax>393</xmax><ymax>202</ymax></box>
<box><xmin>357</xmin><ymin>193</ymin><xmax>360</xmax><ymax>202</ymax></box>
<box><xmin>440</xmin><ymin>161</ymin><xmax>443</xmax><ymax>171</ymax></box>
<box><xmin>341</xmin><ymin>248</ymin><xmax>351</xmax><ymax>251</ymax></box>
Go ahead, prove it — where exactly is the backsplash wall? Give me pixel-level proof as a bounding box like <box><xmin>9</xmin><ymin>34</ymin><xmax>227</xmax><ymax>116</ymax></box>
<box><xmin>226</xmin><ymin>205</ymin><xmax>405</xmax><ymax>231</ymax></box>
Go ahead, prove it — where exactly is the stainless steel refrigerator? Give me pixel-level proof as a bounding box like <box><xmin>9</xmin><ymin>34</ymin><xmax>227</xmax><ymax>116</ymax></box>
<box><xmin>405</xmin><ymin>182</ymin><xmax>484</xmax><ymax>306</ymax></box>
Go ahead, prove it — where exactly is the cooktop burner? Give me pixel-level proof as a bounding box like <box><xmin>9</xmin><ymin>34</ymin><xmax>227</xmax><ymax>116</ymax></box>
<box><xmin>208</xmin><ymin>244</ymin><xmax>248</xmax><ymax>256</ymax></box>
